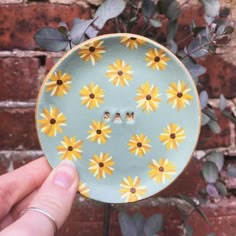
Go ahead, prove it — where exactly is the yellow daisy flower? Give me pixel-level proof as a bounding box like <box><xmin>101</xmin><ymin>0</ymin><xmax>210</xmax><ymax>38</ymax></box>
<box><xmin>166</xmin><ymin>80</ymin><xmax>193</xmax><ymax>111</ymax></box>
<box><xmin>105</xmin><ymin>59</ymin><xmax>133</xmax><ymax>87</ymax></box>
<box><xmin>89</xmin><ymin>152</ymin><xmax>115</xmax><ymax>179</ymax></box>
<box><xmin>145</xmin><ymin>48</ymin><xmax>170</xmax><ymax>70</ymax></box>
<box><xmin>159</xmin><ymin>123</ymin><xmax>185</xmax><ymax>150</ymax></box>
<box><xmin>120</xmin><ymin>36</ymin><xmax>145</xmax><ymax>50</ymax></box>
<box><xmin>57</xmin><ymin>136</ymin><xmax>83</xmax><ymax>160</ymax></box>
<box><xmin>148</xmin><ymin>158</ymin><xmax>177</xmax><ymax>184</ymax></box>
<box><xmin>87</xmin><ymin>120</ymin><xmax>112</xmax><ymax>144</ymax></box>
<box><xmin>135</xmin><ymin>82</ymin><xmax>161</xmax><ymax>113</ymax></box>
<box><xmin>128</xmin><ymin>134</ymin><xmax>151</xmax><ymax>157</ymax></box>
<box><xmin>78</xmin><ymin>40</ymin><xmax>105</xmax><ymax>65</ymax></box>
<box><xmin>119</xmin><ymin>176</ymin><xmax>147</xmax><ymax>203</ymax></box>
<box><xmin>78</xmin><ymin>181</ymin><xmax>90</xmax><ymax>198</ymax></box>
<box><xmin>38</xmin><ymin>106</ymin><xmax>66</xmax><ymax>137</ymax></box>
<box><xmin>46</xmin><ymin>70</ymin><xmax>72</xmax><ymax>96</ymax></box>
<box><xmin>80</xmin><ymin>83</ymin><xmax>104</xmax><ymax>109</ymax></box>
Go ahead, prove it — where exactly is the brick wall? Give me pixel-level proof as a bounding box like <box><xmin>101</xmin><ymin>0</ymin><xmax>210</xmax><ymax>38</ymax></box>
<box><xmin>0</xmin><ymin>0</ymin><xmax>236</xmax><ymax>235</ymax></box>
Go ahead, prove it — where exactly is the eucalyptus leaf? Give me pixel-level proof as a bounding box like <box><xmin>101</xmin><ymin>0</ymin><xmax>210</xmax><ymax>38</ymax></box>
<box><xmin>118</xmin><ymin>212</ymin><xmax>138</xmax><ymax>236</ymax></box>
<box><xmin>132</xmin><ymin>213</ymin><xmax>145</xmax><ymax>235</ymax></box>
<box><xmin>219</xmin><ymin>94</ymin><xmax>227</xmax><ymax>111</ymax></box>
<box><xmin>206</xmin><ymin>184</ymin><xmax>219</xmax><ymax>198</ymax></box>
<box><xmin>227</xmin><ymin>165</ymin><xmax>236</xmax><ymax>178</ymax></box>
<box><xmin>185</xmin><ymin>223</ymin><xmax>193</xmax><ymax>236</ymax></box>
<box><xmin>187</xmin><ymin>36</ymin><xmax>209</xmax><ymax>58</ymax></box>
<box><xmin>34</xmin><ymin>27</ymin><xmax>69</xmax><ymax>52</ymax></box>
<box><xmin>201</xmin><ymin>112</ymin><xmax>210</xmax><ymax>126</ymax></box>
<box><xmin>58</xmin><ymin>22</ymin><xmax>68</xmax><ymax>35</ymax></box>
<box><xmin>167</xmin><ymin>20</ymin><xmax>178</xmax><ymax>41</ymax></box>
<box><xmin>94</xmin><ymin>0</ymin><xmax>126</xmax><ymax>29</ymax></box>
<box><xmin>167</xmin><ymin>39</ymin><xmax>177</xmax><ymax>54</ymax></box>
<box><xmin>215</xmin><ymin>181</ymin><xmax>227</xmax><ymax>196</ymax></box>
<box><xmin>70</xmin><ymin>19</ymin><xmax>94</xmax><ymax>44</ymax></box>
<box><xmin>200</xmin><ymin>91</ymin><xmax>208</xmax><ymax>109</ymax></box>
<box><xmin>144</xmin><ymin>214</ymin><xmax>163</xmax><ymax>236</ymax></box>
<box><xmin>208</xmin><ymin>151</ymin><xmax>224</xmax><ymax>171</ymax></box>
<box><xmin>156</xmin><ymin>0</ymin><xmax>173</xmax><ymax>15</ymax></box>
<box><xmin>149</xmin><ymin>19</ymin><xmax>162</xmax><ymax>28</ymax></box>
<box><xmin>203</xmin><ymin>106</ymin><xmax>217</xmax><ymax>121</ymax></box>
<box><xmin>202</xmin><ymin>161</ymin><xmax>219</xmax><ymax>183</ymax></box>
<box><xmin>207</xmin><ymin>120</ymin><xmax>221</xmax><ymax>134</ymax></box>
<box><xmin>142</xmin><ymin>0</ymin><xmax>155</xmax><ymax>18</ymax></box>
<box><xmin>166</xmin><ymin>0</ymin><xmax>180</xmax><ymax>21</ymax></box>
<box><xmin>201</xmin><ymin>0</ymin><xmax>220</xmax><ymax>18</ymax></box>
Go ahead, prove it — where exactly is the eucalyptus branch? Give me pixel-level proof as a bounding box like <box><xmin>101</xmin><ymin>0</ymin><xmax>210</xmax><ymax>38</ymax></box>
<box><xmin>222</xmin><ymin>110</ymin><xmax>236</xmax><ymax>124</ymax></box>
<box><xmin>177</xmin><ymin>32</ymin><xmax>193</xmax><ymax>45</ymax></box>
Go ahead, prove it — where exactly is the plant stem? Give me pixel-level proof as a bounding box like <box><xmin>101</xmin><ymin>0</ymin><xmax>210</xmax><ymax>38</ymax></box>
<box><xmin>177</xmin><ymin>32</ymin><xmax>193</xmax><ymax>45</ymax></box>
<box><xmin>103</xmin><ymin>204</ymin><xmax>111</xmax><ymax>236</ymax></box>
<box><xmin>222</xmin><ymin>110</ymin><xmax>236</xmax><ymax>124</ymax></box>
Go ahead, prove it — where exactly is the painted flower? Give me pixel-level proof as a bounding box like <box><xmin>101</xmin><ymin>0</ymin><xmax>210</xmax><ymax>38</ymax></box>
<box><xmin>89</xmin><ymin>152</ymin><xmax>115</xmax><ymax>179</ymax></box>
<box><xmin>57</xmin><ymin>136</ymin><xmax>83</xmax><ymax>160</ymax></box>
<box><xmin>78</xmin><ymin>181</ymin><xmax>90</xmax><ymax>198</ymax></box>
<box><xmin>87</xmin><ymin>120</ymin><xmax>112</xmax><ymax>144</ymax></box>
<box><xmin>135</xmin><ymin>82</ymin><xmax>161</xmax><ymax>113</ymax></box>
<box><xmin>105</xmin><ymin>59</ymin><xmax>133</xmax><ymax>87</ymax></box>
<box><xmin>46</xmin><ymin>70</ymin><xmax>72</xmax><ymax>96</ymax></box>
<box><xmin>148</xmin><ymin>158</ymin><xmax>177</xmax><ymax>184</ymax></box>
<box><xmin>119</xmin><ymin>176</ymin><xmax>147</xmax><ymax>203</ymax></box>
<box><xmin>120</xmin><ymin>36</ymin><xmax>145</xmax><ymax>50</ymax></box>
<box><xmin>159</xmin><ymin>123</ymin><xmax>185</xmax><ymax>150</ymax></box>
<box><xmin>166</xmin><ymin>80</ymin><xmax>193</xmax><ymax>111</ymax></box>
<box><xmin>128</xmin><ymin>134</ymin><xmax>151</xmax><ymax>157</ymax></box>
<box><xmin>145</xmin><ymin>48</ymin><xmax>170</xmax><ymax>70</ymax></box>
<box><xmin>80</xmin><ymin>83</ymin><xmax>104</xmax><ymax>109</ymax></box>
<box><xmin>78</xmin><ymin>40</ymin><xmax>105</xmax><ymax>65</ymax></box>
<box><xmin>38</xmin><ymin>106</ymin><xmax>66</xmax><ymax>137</ymax></box>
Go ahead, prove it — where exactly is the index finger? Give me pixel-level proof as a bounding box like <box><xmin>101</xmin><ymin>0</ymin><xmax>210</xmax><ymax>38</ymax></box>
<box><xmin>0</xmin><ymin>157</ymin><xmax>51</xmax><ymax>219</ymax></box>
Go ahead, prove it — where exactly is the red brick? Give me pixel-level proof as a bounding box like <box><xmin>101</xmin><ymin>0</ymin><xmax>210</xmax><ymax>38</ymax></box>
<box><xmin>197</xmin><ymin>109</ymin><xmax>231</xmax><ymax>149</ymax></box>
<box><xmin>0</xmin><ymin>3</ymin><xmax>91</xmax><ymax>50</ymax></box>
<box><xmin>0</xmin><ymin>108</ymin><xmax>40</xmax><ymax>150</ymax></box>
<box><xmin>0</xmin><ymin>58</ymin><xmax>40</xmax><ymax>101</ymax></box>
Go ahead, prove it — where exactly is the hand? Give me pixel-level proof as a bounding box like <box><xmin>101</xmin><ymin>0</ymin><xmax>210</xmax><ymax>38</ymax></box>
<box><xmin>0</xmin><ymin>157</ymin><xmax>79</xmax><ymax>236</ymax></box>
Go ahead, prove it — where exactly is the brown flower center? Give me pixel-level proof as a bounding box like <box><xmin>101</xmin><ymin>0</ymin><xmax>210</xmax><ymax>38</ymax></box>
<box><xmin>130</xmin><ymin>37</ymin><xmax>136</xmax><ymax>40</ymax></box>
<box><xmin>98</xmin><ymin>162</ymin><xmax>104</xmax><ymax>167</ymax></box>
<box><xmin>89</xmin><ymin>93</ymin><xmax>95</xmax><ymax>99</ymax></box>
<box><xmin>96</xmin><ymin>129</ymin><xmax>102</xmax><ymax>135</ymax></box>
<box><xmin>146</xmin><ymin>95</ymin><xmax>152</xmax><ymax>100</ymax></box>
<box><xmin>154</xmin><ymin>56</ymin><xmax>160</xmax><ymax>62</ymax></box>
<box><xmin>130</xmin><ymin>187</ymin><xmax>136</xmax><ymax>193</ymax></box>
<box><xmin>170</xmin><ymin>133</ymin><xmax>176</xmax><ymax>139</ymax></box>
<box><xmin>89</xmin><ymin>46</ymin><xmax>95</xmax><ymax>52</ymax></box>
<box><xmin>159</xmin><ymin>167</ymin><xmax>164</xmax><ymax>172</ymax></box>
<box><xmin>50</xmin><ymin>118</ymin><xmax>56</xmax><ymax>124</ymax></box>
<box><xmin>56</xmin><ymin>79</ymin><xmax>63</xmax><ymax>85</ymax></box>
<box><xmin>137</xmin><ymin>142</ymin><xmax>142</xmax><ymax>148</ymax></box>
<box><xmin>117</xmin><ymin>70</ymin><xmax>123</xmax><ymax>76</ymax></box>
<box><xmin>67</xmin><ymin>146</ymin><xmax>73</xmax><ymax>151</ymax></box>
<box><xmin>177</xmin><ymin>92</ymin><xmax>183</xmax><ymax>98</ymax></box>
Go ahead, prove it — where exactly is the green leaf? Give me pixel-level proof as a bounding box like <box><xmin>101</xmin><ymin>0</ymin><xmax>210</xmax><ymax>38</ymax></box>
<box><xmin>202</xmin><ymin>161</ymin><xmax>219</xmax><ymax>183</ymax></box>
<box><xmin>200</xmin><ymin>91</ymin><xmax>208</xmax><ymax>109</ymax></box>
<box><xmin>201</xmin><ymin>112</ymin><xmax>210</xmax><ymax>126</ymax></box>
<box><xmin>118</xmin><ymin>212</ymin><xmax>138</xmax><ymax>236</ymax></box>
<box><xmin>142</xmin><ymin>0</ymin><xmax>155</xmax><ymax>18</ymax></box>
<box><xmin>94</xmin><ymin>0</ymin><xmax>126</xmax><ymax>29</ymax></box>
<box><xmin>156</xmin><ymin>0</ymin><xmax>173</xmax><ymax>15</ymax></box>
<box><xmin>185</xmin><ymin>223</ymin><xmax>193</xmax><ymax>236</ymax></box>
<box><xmin>203</xmin><ymin>106</ymin><xmax>217</xmax><ymax>121</ymax></box>
<box><xmin>144</xmin><ymin>214</ymin><xmax>163</xmax><ymax>236</ymax></box>
<box><xmin>219</xmin><ymin>94</ymin><xmax>227</xmax><ymax>111</ymax></box>
<box><xmin>207</xmin><ymin>120</ymin><xmax>221</xmax><ymax>134</ymax></box>
<box><xmin>227</xmin><ymin>165</ymin><xmax>236</xmax><ymax>178</ymax></box>
<box><xmin>167</xmin><ymin>39</ymin><xmax>177</xmax><ymax>54</ymax></box>
<box><xmin>34</xmin><ymin>27</ymin><xmax>69</xmax><ymax>52</ymax></box>
<box><xmin>58</xmin><ymin>22</ymin><xmax>68</xmax><ymax>35</ymax></box>
<box><xmin>166</xmin><ymin>0</ymin><xmax>180</xmax><ymax>21</ymax></box>
<box><xmin>132</xmin><ymin>213</ymin><xmax>145</xmax><ymax>235</ymax></box>
<box><xmin>206</xmin><ymin>184</ymin><xmax>219</xmax><ymax>198</ymax></box>
<box><xmin>187</xmin><ymin>36</ymin><xmax>209</xmax><ymax>58</ymax></box>
<box><xmin>208</xmin><ymin>151</ymin><xmax>224</xmax><ymax>171</ymax></box>
<box><xmin>167</xmin><ymin>20</ymin><xmax>178</xmax><ymax>41</ymax></box>
<box><xmin>215</xmin><ymin>181</ymin><xmax>227</xmax><ymax>196</ymax></box>
<box><xmin>201</xmin><ymin>0</ymin><xmax>220</xmax><ymax>18</ymax></box>
<box><xmin>149</xmin><ymin>19</ymin><xmax>162</xmax><ymax>28</ymax></box>
<box><xmin>70</xmin><ymin>19</ymin><xmax>94</xmax><ymax>44</ymax></box>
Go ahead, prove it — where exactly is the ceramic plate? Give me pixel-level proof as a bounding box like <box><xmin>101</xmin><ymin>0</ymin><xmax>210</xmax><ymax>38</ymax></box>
<box><xmin>36</xmin><ymin>33</ymin><xmax>201</xmax><ymax>203</ymax></box>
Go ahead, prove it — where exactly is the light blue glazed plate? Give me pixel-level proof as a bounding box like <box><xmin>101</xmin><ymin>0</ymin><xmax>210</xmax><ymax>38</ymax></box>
<box><xmin>36</xmin><ymin>33</ymin><xmax>201</xmax><ymax>203</ymax></box>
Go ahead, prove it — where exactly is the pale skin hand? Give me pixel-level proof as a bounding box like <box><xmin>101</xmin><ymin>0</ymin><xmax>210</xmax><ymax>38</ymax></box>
<box><xmin>0</xmin><ymin>157</ymin><xmax>79</xmax><ymax>236</ymax></box>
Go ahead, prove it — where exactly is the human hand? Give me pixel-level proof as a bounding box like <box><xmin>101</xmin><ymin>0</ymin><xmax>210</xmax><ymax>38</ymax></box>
<box><xmin>0</xmin><ymin>157</ymin><xmax>79</xmax><ymax>236</ymax></box>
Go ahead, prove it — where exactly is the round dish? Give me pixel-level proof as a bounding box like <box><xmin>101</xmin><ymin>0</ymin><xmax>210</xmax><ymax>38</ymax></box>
<box><xmin>36</xmin><ymin>33</ymin><xmax>201</xmax><ymax>203</ymax></box>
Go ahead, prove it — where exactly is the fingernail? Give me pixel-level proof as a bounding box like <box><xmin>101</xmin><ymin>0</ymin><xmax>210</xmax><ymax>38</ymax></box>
<box><xmin>53</xmin><ymin>160</ymin><xmax>77</xmax><ymax>189</ymax></box>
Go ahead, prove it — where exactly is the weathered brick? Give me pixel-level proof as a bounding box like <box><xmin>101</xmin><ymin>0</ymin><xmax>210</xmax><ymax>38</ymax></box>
<box><xmin>0</xmin><ymin>108</ymin><xmax>40</xmax><ymax>150</ymax></box>
<box><xmin>0</xmin><ymin>57</ymin><xmax>40</xmax><ymax>101</ymax></box>
<box><xmin>0</xmin><ymin>3</ymin><xmax>91</xmax><ymax>50</ymax></box>
<box><xmin>197</xmin><ymin>109</ymin><xmax>231</xmax><ymax>149</ymax></box>
<box><xmin>199</xmin><ymin>55</ymin><xmax>236</xmax><ymax>98</ymax></box>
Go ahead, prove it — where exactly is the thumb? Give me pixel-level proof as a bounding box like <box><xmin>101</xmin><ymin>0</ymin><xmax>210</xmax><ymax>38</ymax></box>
<box><xmin>1</xmin><ymin>160</ymin><xmax>79</xmax><ymax>236</ymax></box>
